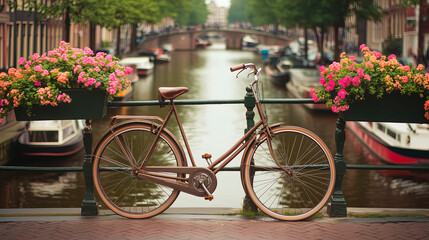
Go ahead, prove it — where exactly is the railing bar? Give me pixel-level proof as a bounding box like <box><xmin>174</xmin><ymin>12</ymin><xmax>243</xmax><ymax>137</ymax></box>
<box><xmin>1</xmin><ymin>164</ymin><xmax>428</xmax><ymax>172</ymax></box>
<box><xmin>0</xmin><ymin>166</ymin><xmax>83</xmax><ymax>172</ymax></box>
<box><xmin>108</xmin><ymin>98</ymin><xmax>324</xmax><ymax>107</ymax></box>
<box><xmin>346</xmin><ymin>164</ymin><xmax>429</xmax><ymax>171</ymax></box>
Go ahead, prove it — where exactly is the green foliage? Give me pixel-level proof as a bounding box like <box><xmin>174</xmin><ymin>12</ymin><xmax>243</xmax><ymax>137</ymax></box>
<box><xmin>228</xmin><ymin>0</ymin><xmax>248</xmax><ymax>23</ymax></box>
<box><xmin>246</xmin><ymin>0</ymin><xmax>283</xmax><ymax>26</ymax></box>
<box><xmin>175</xmin><ymin>0</ymin><xmax>208</xmax><ymax>26</ymax></box>
<box><xmin>23</xmin><ymin>0</ymin><xmax>192</xmax><ymax>29</ymax></box>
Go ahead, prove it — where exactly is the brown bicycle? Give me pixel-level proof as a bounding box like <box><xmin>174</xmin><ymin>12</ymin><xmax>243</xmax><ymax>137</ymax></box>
<box><xmin>92</xmin><ymin>63</ymin><xmax>335</xmax><ymax>221</ymax></box>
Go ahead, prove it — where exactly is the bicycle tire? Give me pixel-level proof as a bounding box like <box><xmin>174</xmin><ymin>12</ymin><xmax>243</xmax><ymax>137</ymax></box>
<box><xmin>242</xmin><ymin>126</ymin><xmax>335</xmax><ymax>221</ymax></box>
<box><xmin>93</xmin><ymin>122</ymin><xmax>184</xmax><ymax>219</ymax></box>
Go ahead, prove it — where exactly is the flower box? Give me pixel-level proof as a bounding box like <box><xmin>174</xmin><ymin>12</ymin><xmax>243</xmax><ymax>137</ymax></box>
<box><xmin>14</xmin><ymin>89</ymin><xmax>108</xmax><ymax>121</ymax></box>
<box><xmin>342</xmin><ymin>93</ymin><xmax>429</xmax><ymax>123</ymax></box>
<box><xmin>312</xmin><ymin>44</ymin><xmax>429</xmax><ymax>122</ymax></box>
<box><xmin>0</xmin><ymin>41</ymin><xmax>133</xmax><ymax>124</ymax></box>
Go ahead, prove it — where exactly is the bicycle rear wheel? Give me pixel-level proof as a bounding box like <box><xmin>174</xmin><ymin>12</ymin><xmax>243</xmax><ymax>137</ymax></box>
<box><xmin>93</xmin><ymin>122</ymin><xmax>184</xmax><ymax>219</ymax></box>
<box><xmin>242</xmin><ymin>126</ymin><xmax>335</xmax><ymax>221</ymax></box>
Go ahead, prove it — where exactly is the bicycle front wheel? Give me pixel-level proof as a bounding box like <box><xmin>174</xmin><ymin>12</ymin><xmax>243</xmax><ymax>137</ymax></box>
<box><xmin>93</xmin><ymin>122</ymin><xmax>184</xmax><ymax>219</ymax></box>
<box><xmin>242</xmin><ymin>126</ymin><xmax>335</xmax><ymax>221</ymax></box>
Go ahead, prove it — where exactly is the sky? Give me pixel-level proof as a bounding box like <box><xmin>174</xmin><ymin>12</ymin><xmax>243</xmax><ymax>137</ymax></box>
<box><xmin>207</xmin><ymin>0</ymin><xmax>231</xmax><ymax>8</ymax></box>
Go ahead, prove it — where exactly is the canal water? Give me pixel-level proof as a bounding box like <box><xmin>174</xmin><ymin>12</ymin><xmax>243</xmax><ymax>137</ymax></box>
<box><xmin>1</xmin><ymin>42</ymin><xmax>429</xmax><ymax>210</ymax></box>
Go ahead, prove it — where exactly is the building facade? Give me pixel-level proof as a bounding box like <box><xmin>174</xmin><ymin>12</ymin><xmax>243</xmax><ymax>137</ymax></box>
<box><xmin>0</xmin><ymin>0</ymin><xmax>100</xmax><ymax>72</ymax></box>
<box><xmin>207</xmin><ymin>1</ymin><xmax>228</xmax><ymax>27</ymax></box>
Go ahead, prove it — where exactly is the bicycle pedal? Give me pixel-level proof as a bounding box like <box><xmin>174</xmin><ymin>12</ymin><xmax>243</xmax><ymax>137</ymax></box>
<box><xmin>204</xmin><ymin>195</ymin><xmax>214</xmax><ymax>201</ymax></box>
<box><xmin>202</xmin><ymin>153</ymin><xmax>212</xmax><ymax>165</ymax></box>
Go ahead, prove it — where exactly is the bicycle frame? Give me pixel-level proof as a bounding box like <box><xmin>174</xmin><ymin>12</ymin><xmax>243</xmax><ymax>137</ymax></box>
<box><xmin>108</xmin><ymin>63</ymin><xmax>286</xmax><ymax>198</ymax></box>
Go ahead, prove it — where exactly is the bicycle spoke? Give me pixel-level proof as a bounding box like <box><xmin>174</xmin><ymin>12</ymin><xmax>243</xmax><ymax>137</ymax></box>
<box><xmin>243</xmin><ymin>127</ymin><xmax>335</xmax><ymax>220</ymax></box>
<box><xmin>93</xmin><ymin>123</ymin><xmax>183</xmax><ymax>219</ymax></box>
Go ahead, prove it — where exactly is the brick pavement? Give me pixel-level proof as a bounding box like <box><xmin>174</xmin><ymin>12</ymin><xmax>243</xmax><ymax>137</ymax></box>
<box><xmin>1</xmin><ymin>215</ymin><xmax>429</xmax><ymax>240</ymax></box>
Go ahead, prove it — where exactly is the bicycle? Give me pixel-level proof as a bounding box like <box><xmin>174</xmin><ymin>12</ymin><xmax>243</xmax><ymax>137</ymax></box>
<box><xmin>92</xmin><ymin>63</ymin><xmax>336</xmax><ymax>221</ymax></box>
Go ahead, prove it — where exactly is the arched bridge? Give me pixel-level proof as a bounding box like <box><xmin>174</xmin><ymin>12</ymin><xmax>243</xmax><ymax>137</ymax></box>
<box><xmin>138</xmin><ymin>27</ymin><xmax>291</xmax><ymax>51</ymax></box>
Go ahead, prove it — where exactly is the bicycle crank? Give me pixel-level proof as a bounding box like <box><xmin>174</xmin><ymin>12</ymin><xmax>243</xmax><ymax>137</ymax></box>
<box><xmin>192</xmin><ymin>172</ymin><xmax>215</xmax><ymax>200</ymax></box>
<box><xmin>137</xmin><ymin>166</ymin><xmax>217</xmax><ymax>198</ymax></box>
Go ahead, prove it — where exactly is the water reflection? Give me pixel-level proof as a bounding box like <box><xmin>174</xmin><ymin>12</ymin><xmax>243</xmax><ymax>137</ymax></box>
<box><xmin>1</xmin><ymin>42</ymin><xmax>429</xmax><ymax>209</ymax></box>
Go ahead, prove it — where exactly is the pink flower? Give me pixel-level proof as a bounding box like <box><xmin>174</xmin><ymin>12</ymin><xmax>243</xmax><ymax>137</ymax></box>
<box><xmin>319</xmin><ymin>77</ymin><xmax>326</xmax><ymax>85</ymax></box>
<box><xmin>364</xmin><ymin>74</ymin><xmax>371</xmax><ymax>81</ymax></box>
<box><xmin>338</xmin><ymin>89</ymin><xmax>347</xmax><ymax>99</ymax></box>
<box><xmin>115</xmin><ymin>69</ymin><xmax>125</xmax><ymax>77</ymax></box>
<box><xmin>124</xmin><ymin>67</ymin><xmax>133</xmax><ymax>75</ymax></box>
<box><xmin>41</xmin><ymin>70</ymin><xmax>49</xmax><ymax>77</ymax></box>
<box><xmin>310</xmin><ymin>88</ymin><xmax>319</xmax><ymax>102</ymax></box>
<box><xmin>352</xmin><ymin>76</ymin><xmax>360</xmax><ymax>86</ymax></box>
<box><xmin>34</xmin><ymin>81</ymin><xmax>41</xmax><ymax>86</ymax></box>
<box><xmin>357</xmin><ymin>68</ymin><xmax>364</xmax><ymax>77</ymax></box>
<box><xmin>349</xmin><ymin>56</ymin><xmax>355</xmax><ymax>61</ymax></box>
<box><xmin>18</xmin><ymin>57</ymin><xmax>26</xmax><ymax>65</ymax></box>
<box><xmin>95</xmin><ymin>52</ymin><xmax>105</xmax><ymax>59</ymax></box>
<box><xmin>34</xmin><ymin>65</ymin><xmax>43</xmax><ymax>72</ymax></box>
<box><xmin>330</xmin><ymin>62</ymin><xmax>342</xmax><ymax>72</ymax></box>
<box><xmin>373</xmin><ymin>51</ymin><xmax>382</xmax><ymax>58</ymax></box>
<box><xmin>388</xmin><ymin>54</ymin><xmax>396</xmax><ymax>60</ymax></box>
<box><xmin>31</xmin><ymin>53</ymin><xmax>40</xmax><ymax>61</ymax></box>
<box><xmin>78</xmin><ymin>72</ymin><xmax>86</xmax><ymax>83</ymax></box>
<box><xmin>84</xmin><ymin>47</ymin><xmax>94</xmax><ymax>55</ymax></box>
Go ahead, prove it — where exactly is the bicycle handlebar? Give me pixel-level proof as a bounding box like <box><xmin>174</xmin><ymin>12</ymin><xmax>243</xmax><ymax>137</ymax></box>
<box><xmin>230</xmin><ymin>63</ymin><xmax>255</xmax><ymax>72</ymax></box>
<box><xmin>230</xmin><ymin>63</ymin><xmax>261</xmax><ymax>80</ymax></box>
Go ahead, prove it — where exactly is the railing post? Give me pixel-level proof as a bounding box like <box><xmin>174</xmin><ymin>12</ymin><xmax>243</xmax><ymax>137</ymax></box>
<box><xmin>81</xmin><ymin>119</ymin><xmax>98</xmax><ymax>216</ymax></box>
<box><xmin>242</xmin><ymin>86</ymin><xmax>258</xmax><ymax>213</ymax></box>
<box><xmin>328</xmin><ymin>116</ymin><xmax>347</xmax><ymax>217</ymax></box>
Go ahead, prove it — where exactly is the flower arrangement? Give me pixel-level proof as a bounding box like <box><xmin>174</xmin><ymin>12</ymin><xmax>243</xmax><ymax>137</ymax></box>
<box><xmin>0</xmin><ymin>41</ymin><xmax>133</xmax><ymax>123</ymax></box>
<box><xmin>311</xmin><ymin>44</ymin><xmax>429</xmax><ymax>120</ymax></box>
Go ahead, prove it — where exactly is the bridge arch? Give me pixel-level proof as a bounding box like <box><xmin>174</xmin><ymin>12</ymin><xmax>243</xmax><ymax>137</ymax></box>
<box><xmin>138</xmin><ymin>28</ymin><xmax>291</xmax><ymax>51</ymax></box>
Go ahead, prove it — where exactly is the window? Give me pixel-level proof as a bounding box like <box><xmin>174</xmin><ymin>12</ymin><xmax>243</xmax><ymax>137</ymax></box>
<box><xmin>62</xmin><ymin>125</ymin><xmax>75</xmax><ymax>140</ymax></box>
<box><xmin>29</xmin><ymin>131</ymin><xmax>58</xmax><ymax>143</ymax></box>
<box><xmin>377</xmin><ymin>123</ymin><xmax>385</xmax><ymax>132</ymax></box>
<box><xmin>386</xmin><ymin>128</ymin><xmax>397</xmax><ymax>139</ymax></box>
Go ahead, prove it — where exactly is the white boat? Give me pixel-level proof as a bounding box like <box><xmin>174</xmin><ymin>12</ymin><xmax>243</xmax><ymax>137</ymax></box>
<box><xmin>119</xmin><ymin>57</ymin><xmax>154</xmax><ymax>77</ymax></box>
<box><xmin>17</xmin><ymin>120</ymin><xmax>85</xmax><ymax>157</ymax></box>
<box><xmin>242</xmin><ymin>35</ymin><xmax>259</xmax><ymax>48</ymax></box>
<box><xmin>347</xmin><ymin>121</ymin><xmax>429</xmax><ymax>165</ymax></box>
<box><xmin>286</xmin><ymin>68</ymin><xmax>329</xmax><ymax>110</ymax></box>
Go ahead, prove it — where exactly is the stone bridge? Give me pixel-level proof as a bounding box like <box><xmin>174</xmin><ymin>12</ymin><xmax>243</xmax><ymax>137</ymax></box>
<box><xmin>138</xmin><ymin>27</ymin><xmax>291</xmax><ymax>51</ymax></box>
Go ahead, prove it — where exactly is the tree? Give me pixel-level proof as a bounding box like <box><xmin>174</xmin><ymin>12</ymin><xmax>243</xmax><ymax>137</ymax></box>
<box><xmin>246</xmin><ymin>0</ymin><xmax>283</xmax><ymax>32</ymax></box>
<box><xmin>255</xmin><ymin>0</ymin><xmax>382</xmax><ymax>63</ymax></box>
<box><xmin>175</xmin><ymin>0</ymin><xmax>208</xmax><ymax>27</ymax></box>
<box><xmin>227</xmin><ymin>0</ymin><xmax>249</xmax><ymax>24</ymax></box>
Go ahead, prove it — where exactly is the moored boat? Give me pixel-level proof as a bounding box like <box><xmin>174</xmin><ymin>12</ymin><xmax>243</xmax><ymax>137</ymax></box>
<box><xmin>242</xmin><ymin>35</ymin><xmax>259</xmax><ymax>48</ymax></box>
<box><xmin>146</xmin><ymin>48</ymin><xmax>171</xmax><ymax>63</ymax></box>
<box><xmin>119</xmin><ymin>57</ymin><xmax>154</xmax><ymax>77</ymax></box>
<box><xmin>0</xmin><ymin>113</ymin><xmax>26</xmax><ymax>165</ymax></box>
<box><xmin>195</xmin><ymin>38</ymin><xmax>211</xmax><ymax>48</ymax></box>
<box><xmin>286</xmin><ymin>68</ymin><xmax>329</xmax><ymax>110</ymax></box>
<box><xmin>347</xmin><ymin>121</ymin><xmax>429</xmax><ymax>165</ymax></box>
<box><xmin>17</xmin><ymin>120</ymin><xmax>85</xmax><ymax>157</ymax></box>
<box><xmin>264</xmin><ymin>64</ymin><xmax>289</xmax><ymax>86</ymax></box>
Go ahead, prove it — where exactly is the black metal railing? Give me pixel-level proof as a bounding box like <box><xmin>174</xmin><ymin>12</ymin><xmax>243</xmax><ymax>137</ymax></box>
<box><xmin>1</xmin><ymin>87</ymin><xmax>428</xmax><ymax>216</ymax></box>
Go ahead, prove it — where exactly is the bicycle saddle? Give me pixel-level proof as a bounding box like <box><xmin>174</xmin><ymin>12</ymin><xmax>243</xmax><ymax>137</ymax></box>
<box><xmin>158</xmin><ymin>87</ymin><xmax>189</xmax><ymax>99</ymax></box>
